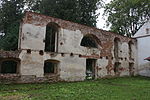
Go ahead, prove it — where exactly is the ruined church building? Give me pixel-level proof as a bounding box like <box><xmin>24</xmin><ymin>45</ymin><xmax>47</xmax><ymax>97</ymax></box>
<box><xmin>0</xmin><ymin>12</ymin><xmax>137</xmax><ymax>83</ymax></box>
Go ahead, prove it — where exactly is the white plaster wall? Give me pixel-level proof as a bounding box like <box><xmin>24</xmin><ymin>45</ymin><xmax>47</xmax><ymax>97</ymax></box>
<box><xmin>97</xmin><ymin>59</ymin><xmax>108</xmax><ymax>77</ymax></box>
<box><xmin>20</xmin><ymin>24</ymin><xmax>45</xmax><ymax>50</ymax></box>
<box><xmin>133</xmin><ymin>20</ymin><xmax>150</xmax><ymax>38</ymax></box>
<box><xmin>137</xmin><ymin>36</ymin><xmax>150</xmax><ymax>68</ymax></box>
<box><xmin>121</xmin><ymin>42</ymin><xmax>129</xmax><ymax>58</ymax></box>
<box><xmin>19</xmin><ymin>50</ymin><xmax>86</xmax><ymax>81</ymax></box>
<box><xmin>116</xmin><ymin>42</ymin><xmax>129</xmax><ymax>76</ymax></box>
<box><xmin>19</xmin><ymin>50</ymin><xmax>44</xmax><ymax>77</ymax></box>
<box><xmin>58</xmin><ymin>29</ymin><xmax>83</xmax><ymax>54</ymax></box>
<box><xmin>132</xmin><ymin>20</ymin><xmax>150</xmax><ymax>76</ymax></box>
<box><xmin>58</xmin><ymin>29</ymin><xmax>100</xmax><ymax>55</ymax></box>
<box><xmin>80</xmin><ymin>47</ymin><xmax>100</xmax><ymax>55</ymax></box>
<box><xmin>59</xmin><ymin>55</ymin><xmax>86</xmax><ymax>81</ymax></box>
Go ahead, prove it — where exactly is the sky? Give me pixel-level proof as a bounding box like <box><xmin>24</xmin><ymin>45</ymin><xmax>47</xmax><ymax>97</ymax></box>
<box><xmin>96</xmin><ymin>0</ymin><xmax>112</xmax><ymax>30</ymax></box>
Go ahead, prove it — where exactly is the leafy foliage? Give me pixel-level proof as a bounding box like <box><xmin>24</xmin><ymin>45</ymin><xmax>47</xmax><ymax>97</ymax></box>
<box><xmin>0</xmin><ymin>0</ymin><xmax>25</xmax><ymax>50</ymax></box>
<box><xmin>104</xmin><ymin>0</ymin><xmax>150</xmax><ymax>37</ymax></box>
<box><xmin>0</xmin><ymin>22</ymin><xmax>20</xmax><ymax>50</ymax></box>
<box><xmin>33</xmin><ymin>0</ymin><xmax>102</xmax><ymax>27</ymax></box>
<box><xmin>0</xmin><ymin>0</ymin><xmax>24</xmax><ymax>32</ymax></box>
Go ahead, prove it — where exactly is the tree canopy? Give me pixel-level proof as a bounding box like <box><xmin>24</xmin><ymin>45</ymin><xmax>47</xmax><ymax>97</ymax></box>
<box><xmin>0</xmin><ymin>0</ymin><xmax>26</xmax><ymax>50</ymax></box>
<box><xmin>104</xmin><ymin>0</ymin><xmax>150</xmax><ymax>37</ymax></box>
<box><xmin>33</xmin><ymin>0</ymin><xmax>102</xmax><ymax>27</ymax></box>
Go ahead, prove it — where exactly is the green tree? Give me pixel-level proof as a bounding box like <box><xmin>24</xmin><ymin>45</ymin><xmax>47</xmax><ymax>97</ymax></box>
<box><xmin>0</xmin><ymin>0</ymin><xmax>25</xmax><ymax>50</ymax></box>
<box><xmin>33</xmin><ymin>0</ymin><xmax>102</xmax><ymax>27</ymax></box>
<box><xmin>0</xmin><ymin>22</ymin><xmax>20</xmax><ymax>50</ymax></box>
<box><xmin>104</xmin><ymin>0</ymin><xmax>150</xmax><ymax>37</ymax></box>
<box><xmin>0</xmin><ymin>0</ymin><xmax>25</xmax><ymax>33</ymax></box>
<box><xmin>0</xmin><ymin>0</ymin><xmax>35</xmax><ymax>50</ymax></box>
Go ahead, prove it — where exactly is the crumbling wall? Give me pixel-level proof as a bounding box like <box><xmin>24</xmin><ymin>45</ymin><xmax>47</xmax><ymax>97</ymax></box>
<box><xmin>0</xmin><ymin>51</ymin><xmax>21</xmax><ymax>83</ymax></box>
<box><xmin>19</xmin><ymin>50</ymin><xmax>44</xmax><ymax>77</ymax></box>
<box><xmin>0</xmin><ymin>12</ymin><xmax>137</xmax><ymax>83</ymax></box>
<box><xmin>19</xmin><ymin>12</ymin><xmax>137</xmax><ymax>80</ymax></box>
<box><xmin>0</xmin><ymin>50</ymin><xmax>20</xmax><ymax>58</ymax></box>
<box><xmin>19</xmin><ymin>50</ymin><xmax>86</xmax><ymax>82</ymax></box>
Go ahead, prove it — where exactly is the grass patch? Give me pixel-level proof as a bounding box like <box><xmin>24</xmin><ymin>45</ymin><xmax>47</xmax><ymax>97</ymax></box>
<box><xmin>0</xmin><ymin>76</ymin><xmax>150</xmax><ymax>100</ymax></box>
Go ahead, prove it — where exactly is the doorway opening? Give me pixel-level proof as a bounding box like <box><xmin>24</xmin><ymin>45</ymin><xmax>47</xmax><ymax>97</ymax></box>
<box><xmin>86</xmin><ymin>59</ymin><xmax>96</xmax><ymax>79</ymax></box>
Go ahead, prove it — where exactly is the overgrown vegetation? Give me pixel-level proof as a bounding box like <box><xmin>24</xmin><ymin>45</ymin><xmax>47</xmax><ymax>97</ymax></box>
<box><xmin>34</xmin><ymin>0</ymin><xmax>102</xmax><ymax>27</ymax></box>
<box><xmin>104</xmin><ymin>0</ymin><xmax>150</xmax><ymax>37</ymax></box>
<box><xmin>0</xmin><ymin>76</ymin><xmax>150</xmax><ymax>100</ymax></box>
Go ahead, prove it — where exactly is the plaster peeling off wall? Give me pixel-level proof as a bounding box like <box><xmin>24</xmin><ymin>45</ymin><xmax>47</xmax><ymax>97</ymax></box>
<box><xmin>0</xmin><ymin>12</ymin><xmax>138</xmax><ymax>84</ymax></box>
<box><xmin>20</xmin><ymin>24</ymin><xmax>45</xmax><ymax>50</ymax></box>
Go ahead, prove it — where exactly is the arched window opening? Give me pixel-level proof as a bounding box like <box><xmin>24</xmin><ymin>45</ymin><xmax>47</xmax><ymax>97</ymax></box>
<box><xmin>45</xmin><ymin>23</ymin><xmax>59</xmax><ymax>52</ymax></box>
<box><xmin>81</xmin><ymin>35</ymin><xmax>98</xmax><ymax>48</ymax></box>
<box><xmin>128</xmin><ymin>41</ymin><xmax>134</xmax><ymax>59</ymax></box>
<box><xmin>44</xmin><ymin>60</ymin><xmax>59</xmax><ymax>74</ymax></box>
<box><xmin>114</xmin><ymin>37</ymin><xmax>120</xmax><ymax>59</ymax></box>
<box><xmin>0</xmin><ymin>60</ymin><xmax>19</xmax><ymax>74</ymax></box>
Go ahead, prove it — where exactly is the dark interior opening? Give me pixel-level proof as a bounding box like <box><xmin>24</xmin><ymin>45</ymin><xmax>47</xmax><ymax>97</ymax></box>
<box><xmin>86</xmin><ymin>59</ymin><xmax>96</xmax><ymax>79</ymax></box>
<box><xmin>44</xmin><ymin>60</ymin><xmax>58</xmax><ymax>74</ymax></box>
<box><xmin>128</xmin><ymin>41</ymin><xmax>134</xmax><ymax>59</ymax></box>
<box><xmin>81</xmin><ymin>35</ymin><xmax>98</xmax><ymax>48</ymax></box>
<box><xmin>114</xmin><ymin>38</ymin><xmax>120</xmax><ymax>59</ymax></box>
<box><xmin>114</xmin><ymin>62</ymin><xmax>120</xmax><ymax>74</ymax></box>
<box><xmin>0</xmin><ymin>60</ymin><xmax>17</xmax><ymax>74</ymax></box>
<box><xmin>45</xmin><ymin>23</ymin><xmax>58</xmax><ymax>52</ymax></box>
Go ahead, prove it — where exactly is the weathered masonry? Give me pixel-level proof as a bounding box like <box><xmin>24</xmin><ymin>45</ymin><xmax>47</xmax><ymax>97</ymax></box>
<box><xmin>0</xmin><ymin>12</ymin><xmax>137</xmax><ymax>83</ymax></box>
